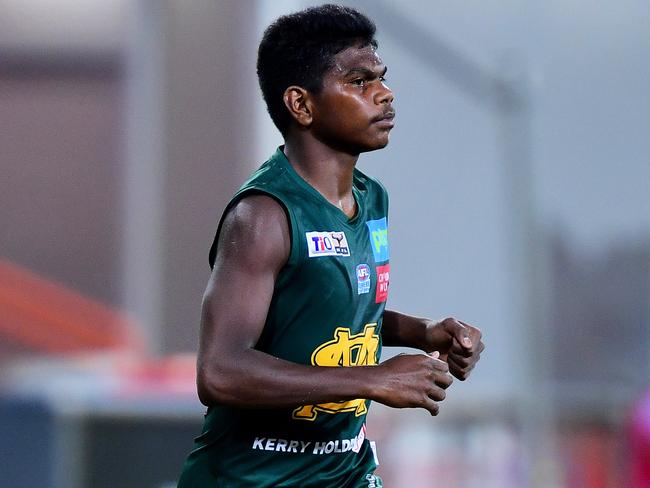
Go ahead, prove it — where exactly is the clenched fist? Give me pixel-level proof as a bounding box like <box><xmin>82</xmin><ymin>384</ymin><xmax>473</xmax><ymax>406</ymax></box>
<box><xmin>424</xmin><ymin>317</ymin><xmax>484</xmax><ymax>381</ymax></box>
<box><xmin>373</xmin><ymin>351</ymin><xmax>453</xmax><ymax>416</ymax></box>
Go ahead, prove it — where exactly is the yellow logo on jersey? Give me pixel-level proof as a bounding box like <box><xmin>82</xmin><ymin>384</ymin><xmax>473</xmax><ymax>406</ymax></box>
<box><xmin>292</xmin><ymin>324</ymin><xmax>379</xmax><ymax>421</ymax></box>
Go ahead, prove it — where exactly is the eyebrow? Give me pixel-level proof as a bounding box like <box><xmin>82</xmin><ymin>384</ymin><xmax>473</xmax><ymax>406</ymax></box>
<box><xmin>344</xmin><ymin>66</ymin><xmax>388</xmax><ymax>78</ymax></box>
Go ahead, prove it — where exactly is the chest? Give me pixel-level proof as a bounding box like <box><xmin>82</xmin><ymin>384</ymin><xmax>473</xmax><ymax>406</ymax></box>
<box><xmin>297</xmin><ymin>216</ymin><xmax>390</xmax><ymax>306</ymax></box>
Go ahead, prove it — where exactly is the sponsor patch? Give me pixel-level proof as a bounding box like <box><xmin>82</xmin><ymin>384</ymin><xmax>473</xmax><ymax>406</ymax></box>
<box><xmin>375</xmin><ymin>264</ymin><xmax>390</xmax><ymax>303</ymax></box>
<box><xmin>356</xmin><ymin>264</ymin><xmax>371</xmax><ymax>294</ymax></box>
<box><xmin>306</xmin><ymin>231</ymin><xmax>350</xmax><ymax>257</ymax></box>
<box><xmin>366</xmin><ymin>218</ymin><xmax>389</xmax><ymax>263</ymax></box>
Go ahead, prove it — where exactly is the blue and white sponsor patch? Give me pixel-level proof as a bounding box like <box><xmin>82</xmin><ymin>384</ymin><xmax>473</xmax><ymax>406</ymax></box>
<box><xmin>365</xmin><ymin>217</ymin><xmax>389</xmax><ymax>263</ymax></box>
<box><xmin>306</xmin><ymin>231</ymin><xmax>350</xmax><ymax>257</ymax></box>
<box><xmin>356</xmin><ymin>264</ymin><xmax>371</xmax><ymax>294</ymax></box>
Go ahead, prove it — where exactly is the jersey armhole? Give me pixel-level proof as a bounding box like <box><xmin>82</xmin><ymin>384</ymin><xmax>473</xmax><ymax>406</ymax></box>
<box><xmin>354</xmin><ymin>167</ymin><xmax>390</xmax><ymax>216</ymax></box>
<box><xmin>208</xmin><ymin>188</ymin><xmax>301</xmax><ymax>271</ymax></box>
<box><xmin>371</xmin><ymin>177</ymin><xmax>390</xmax><ymax>215</ymax></box>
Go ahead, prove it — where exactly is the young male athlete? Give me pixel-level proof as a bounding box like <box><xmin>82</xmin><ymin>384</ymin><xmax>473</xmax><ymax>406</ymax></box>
<box><xmin>178</xmin><ymin>4</ymin><xmax>484</xmax><ymax>487</ymax></box>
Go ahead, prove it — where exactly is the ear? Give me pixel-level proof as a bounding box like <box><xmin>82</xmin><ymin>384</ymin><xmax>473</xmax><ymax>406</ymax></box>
<box><xmin>283</xmin><ymin>86</ymin><xmax>313</xmax><ymax>129</ymax></box>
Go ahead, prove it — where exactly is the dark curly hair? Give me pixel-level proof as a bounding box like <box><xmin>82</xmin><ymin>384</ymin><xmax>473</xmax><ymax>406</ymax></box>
<box><xmin>257</xmin><ymin>4</ymin><xmax>377</xmax><ymax>136</ymax></box>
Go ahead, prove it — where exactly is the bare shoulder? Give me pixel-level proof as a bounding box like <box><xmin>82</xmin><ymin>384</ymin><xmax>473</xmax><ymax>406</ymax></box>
<box><xmin>215</xmin><ymin>194</ymin><xmax>290</xmax><ymax>274</ymax></box>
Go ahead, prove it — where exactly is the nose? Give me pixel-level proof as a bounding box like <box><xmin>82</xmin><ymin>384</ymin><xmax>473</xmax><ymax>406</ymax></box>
<box><xmin>376</xmin><ymin>81</ymin><xmax>394</xmax><ymax>105</ymax></box>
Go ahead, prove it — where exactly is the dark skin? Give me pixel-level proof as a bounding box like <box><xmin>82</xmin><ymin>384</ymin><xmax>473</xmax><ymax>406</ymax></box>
<box><xmin>197</xmin><ymin>45</ymin><xmax>484</xmax><ymax>416</ymax></box>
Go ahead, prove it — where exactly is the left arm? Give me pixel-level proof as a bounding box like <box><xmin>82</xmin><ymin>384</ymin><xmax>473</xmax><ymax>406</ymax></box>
<box><xmin>382</xmin><ymin>310</ymin><xmax>485</xmax><ymax>381</ymax></box>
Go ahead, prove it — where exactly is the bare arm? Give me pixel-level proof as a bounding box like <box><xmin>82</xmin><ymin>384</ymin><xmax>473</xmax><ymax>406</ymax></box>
<box><xmin>196</xmin><ymin>195</ymin><xmax>451</xmax><ymax>414</ymax></box>
<box><xmin>382</xmin><ymin>310</ymin><xmax>485</xmax><ymax>381</ymax></box>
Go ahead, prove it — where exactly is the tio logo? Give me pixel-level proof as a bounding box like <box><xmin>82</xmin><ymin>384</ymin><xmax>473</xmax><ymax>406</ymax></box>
<box><xmin>311</xmin><ymin>235</ymin><xmax>333</xmax><ymax>251</ymax></box>
<box><xmin>306</xmin><ymin>231</ymin><xmax>350</xmax><ymax>257</ymax></box>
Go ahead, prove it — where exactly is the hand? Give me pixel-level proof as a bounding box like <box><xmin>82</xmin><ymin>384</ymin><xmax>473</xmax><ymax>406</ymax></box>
<box><xmin>425</xmin><ymin>317</ymin><xmax>484</xmax><ymax>381</ymax></box>
<box><xmin>374</xmin><ymin>352</ymin><xmax>453</xmax><ymax>416</ymax></box>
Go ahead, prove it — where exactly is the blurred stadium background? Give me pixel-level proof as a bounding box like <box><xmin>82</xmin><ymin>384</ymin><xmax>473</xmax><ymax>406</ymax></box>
<box><xmin>1</xmin><ymin>1</ymin><xmax>648</xmax><ymax>486</ymax></box>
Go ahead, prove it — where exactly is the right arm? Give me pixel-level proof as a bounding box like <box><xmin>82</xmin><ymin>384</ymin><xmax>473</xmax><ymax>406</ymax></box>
<box><xmin>196</xmin><ymin>195</ymin><xmax>452</xmax><ymax>415</ymax></box>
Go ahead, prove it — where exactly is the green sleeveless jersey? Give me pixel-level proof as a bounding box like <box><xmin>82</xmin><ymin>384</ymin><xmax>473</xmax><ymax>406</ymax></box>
<box><xmin>179</xmin><ymin>148</ymin><xmax>389</xmax><ymax>488</ymax></box>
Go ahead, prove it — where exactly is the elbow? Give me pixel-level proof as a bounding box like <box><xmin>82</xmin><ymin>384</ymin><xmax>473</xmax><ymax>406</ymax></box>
<box><xmin>196</xmin><ymin>372</ymin><xmax>215</xmax><ymax>406</ymax></box>
<box><xmin>196</xmin><ymin>363</ymin><xmax>237</xmax><ymax>407</ymax></box>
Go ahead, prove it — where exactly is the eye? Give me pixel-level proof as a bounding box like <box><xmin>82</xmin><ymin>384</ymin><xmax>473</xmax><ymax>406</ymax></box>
<box><xmin>351</xmin><ymin>78</ymin><xmax>366</xmax><ymax>86</ymax></box>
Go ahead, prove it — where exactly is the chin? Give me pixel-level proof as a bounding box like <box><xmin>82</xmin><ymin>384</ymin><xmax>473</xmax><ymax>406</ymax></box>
<box><xmin>363</xmin><ymin>136</ymin><xmax>390</xmax><ymax>152</ymax></box>
<box><xmin>344</xmin><ymin>134</ymin><xmax>391</xmax><ymax>155</ymax></box>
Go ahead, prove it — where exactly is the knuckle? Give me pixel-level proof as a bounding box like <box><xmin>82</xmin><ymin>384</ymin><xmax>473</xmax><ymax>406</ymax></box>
<box><xmin>451</xmin><ymin>356</ymin><xmax>467</xmax><ymax>367</ymax></box>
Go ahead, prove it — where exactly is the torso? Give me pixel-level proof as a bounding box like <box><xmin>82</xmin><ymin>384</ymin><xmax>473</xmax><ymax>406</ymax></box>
<box><xmin>180</xmin><ymin>148</ymin><xmax>390</xmax><ymax>487</ymax></box>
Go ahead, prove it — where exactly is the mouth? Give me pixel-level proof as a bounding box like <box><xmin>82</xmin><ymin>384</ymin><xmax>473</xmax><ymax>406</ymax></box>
<box><xmin>372</xmin><ymin>110</ymin><xmax>396</xmax><ymax>128</ymax></box>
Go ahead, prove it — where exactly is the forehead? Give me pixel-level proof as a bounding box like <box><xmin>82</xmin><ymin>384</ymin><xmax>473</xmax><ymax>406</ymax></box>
<box><xmin>328</xmin><ymin>45</ymin><xmax>384</xmax><ymax>76</ymax></box>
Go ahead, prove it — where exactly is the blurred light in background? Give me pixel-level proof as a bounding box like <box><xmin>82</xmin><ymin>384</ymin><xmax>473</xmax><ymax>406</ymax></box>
<box><xmin>0</xmin><ymin>0</ymin><xmax>127</xmax><ymax>53</ymax></box>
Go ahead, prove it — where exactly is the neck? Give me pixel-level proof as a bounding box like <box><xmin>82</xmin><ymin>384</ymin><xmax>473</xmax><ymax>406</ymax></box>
<box><xmin>283</xmin><ymin>132</ymin><xmax>359</xmax><ymax>217</ymax></box>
